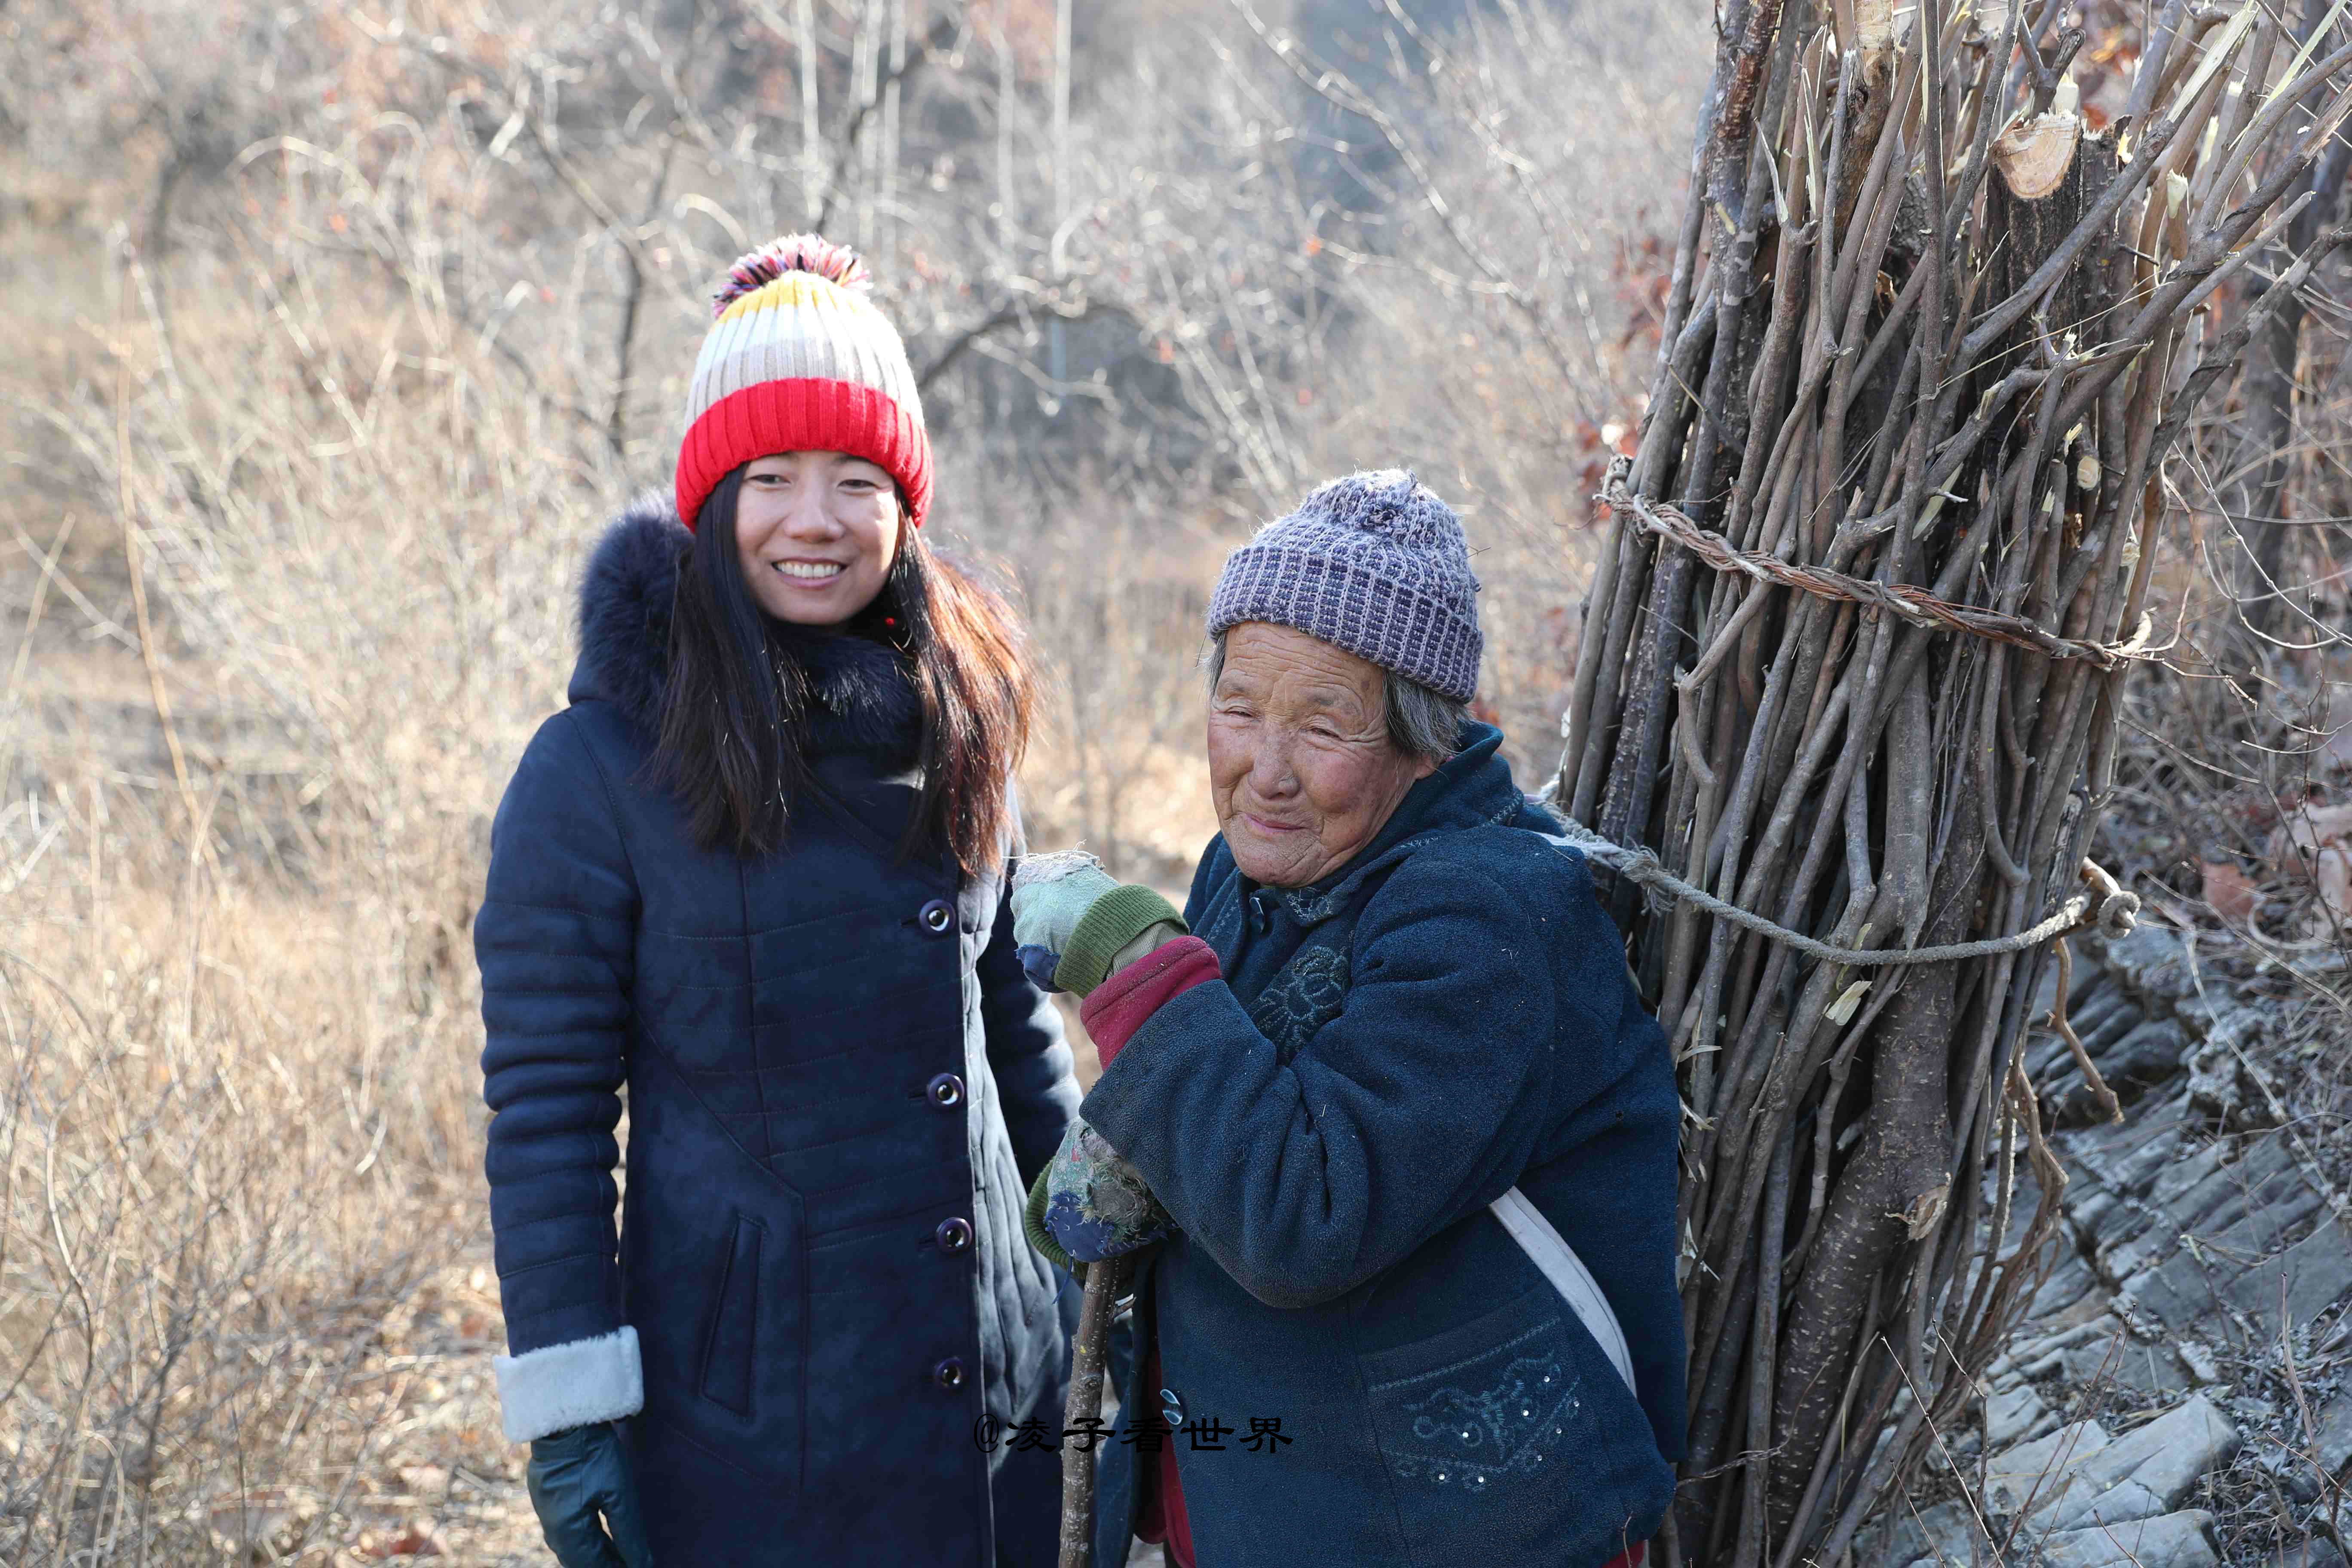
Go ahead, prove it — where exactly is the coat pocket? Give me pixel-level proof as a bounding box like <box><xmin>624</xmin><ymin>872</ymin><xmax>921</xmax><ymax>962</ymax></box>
<box><xmin>1360</xmin><ymin>1285</ymin><xmax>1652</xmax><ymax>1567</ymax></box>
<box><xmin>627</xmin><ymin>1181</ymin><xmax>806</xmax><ymax>1494</ymax></box>
<box><xmin>698</xmin><ymin>1214</ymin><xmax>763</xmax><ymax>1415</ymax></box>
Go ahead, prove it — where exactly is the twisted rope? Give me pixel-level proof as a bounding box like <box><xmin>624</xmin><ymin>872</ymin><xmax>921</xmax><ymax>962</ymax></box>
<box><xmin>1541</xmin><ymin>815</ymin><xmax>2140</xmax><ymax>967</ymax></box>
<box><xmin>1599</xmin><ymin>462</ymin><xmax>2154</xmax><ymax>671</ymax></box>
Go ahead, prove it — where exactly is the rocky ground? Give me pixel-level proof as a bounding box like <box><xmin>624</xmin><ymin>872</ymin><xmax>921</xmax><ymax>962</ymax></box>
<box><xmin>1861</xmin><ymin>925</ymin><xmax>2352</xmax><ymax>1568</ymax></box>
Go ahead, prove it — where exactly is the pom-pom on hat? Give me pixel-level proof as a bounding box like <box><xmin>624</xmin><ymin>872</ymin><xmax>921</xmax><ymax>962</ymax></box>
<box><xmin>1206</xmin><ymin>469</ymin><xmax>1483</xmax><ymax>703</ymax></box>
<box><xmin>674</xmin><ymin>233</ymin><xmax>933</xmax><ymax>531</ymax></box>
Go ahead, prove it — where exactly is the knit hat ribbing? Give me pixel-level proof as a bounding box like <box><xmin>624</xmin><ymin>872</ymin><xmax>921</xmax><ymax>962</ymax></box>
<box><xmin>674</xmin><ymin>235</ymin><xmax>933</xmax><ymax>531</ymax></box>
<box><xmin>1206</xmin><ymin>469</ymin><xmax>1483</xmax><ymax>703</ymax></box>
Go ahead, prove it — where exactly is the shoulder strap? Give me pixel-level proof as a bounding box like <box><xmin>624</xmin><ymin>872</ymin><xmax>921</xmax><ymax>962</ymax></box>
<box><xmin>1489</xmin><ymin>1186</ymin><xmax>1637</xmax><ymax>1395</ymax></box>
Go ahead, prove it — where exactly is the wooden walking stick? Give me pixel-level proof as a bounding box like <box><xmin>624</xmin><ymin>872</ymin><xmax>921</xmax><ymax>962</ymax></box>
<box><xmin>1057</xmin><ymin>1255</ymin><xmax>1126</xmax><ymax>1568</ymax></box>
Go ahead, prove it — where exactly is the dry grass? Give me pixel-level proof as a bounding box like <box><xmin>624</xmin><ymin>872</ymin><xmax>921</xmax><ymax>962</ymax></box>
<box><xmin>0</xmin><ymin>223</ymin><xmax>588</xmax><ymax>1559</ymax></box>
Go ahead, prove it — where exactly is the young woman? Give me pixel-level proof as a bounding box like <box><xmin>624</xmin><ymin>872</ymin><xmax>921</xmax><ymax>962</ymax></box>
<box><xmin>475</xmin><ymin>236</ymin><xmax>1081</xmax><ymax>1567</ymax></box>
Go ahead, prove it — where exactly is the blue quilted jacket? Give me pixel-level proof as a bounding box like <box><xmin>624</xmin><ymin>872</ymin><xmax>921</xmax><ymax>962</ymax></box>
<box><xmin>475</xmin><ymin>500</ymin><xmax>1081</xmax><ymax>1566</ymax></box>
<box><xmin>1084</xmin><ymin>723</ymin><xmax>1687</xmax><ymax>1567</ymax></box>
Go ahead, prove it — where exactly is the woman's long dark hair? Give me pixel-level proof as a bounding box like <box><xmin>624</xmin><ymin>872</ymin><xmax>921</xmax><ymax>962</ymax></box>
<box><xmin>654</xmin><ymin>467</ymin><xmax>1036</xmax><ymax>873</ymax></box>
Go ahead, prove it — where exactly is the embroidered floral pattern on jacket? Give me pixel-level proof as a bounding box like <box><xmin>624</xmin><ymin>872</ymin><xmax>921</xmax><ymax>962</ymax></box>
<box><xmin>1246</xmin><ymin>943</ymin><xmax>1350</xmax><ymax>1060</ymax></box>
<box><xmin>1377</xmin><ymin>1347</ymin><xmax>1583</xmax><ymax>1490</ymax></box>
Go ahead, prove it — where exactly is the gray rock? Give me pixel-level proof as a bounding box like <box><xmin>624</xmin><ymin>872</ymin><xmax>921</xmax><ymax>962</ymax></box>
<box><xmin>2067</xmin><ymin>986</ymin><xmax>2136</xmax><ymax>1039</ymax></box>
<box><xmin>2312</xmin><ymin>1393</ymin><xmax>2352</xmax><ymax>1480</ymax></box>
<box><xmin>2035</xmin><ymin>1282</ymin><xmax>2122</xmax><ymax>1336</ymax></box>
<box><xmin>2058</xmin><ymin>1104</ymin><xmax>2186</xmax><ymax>1196</ymax></box>
<box><xmin>1887</xmin><ymin>1499</ymin><xmax>1984</xmax><ymax>1568</ymax></box>
<box><xmin>2102</xmin><ymin>1210</ymin><xmax>2185</xmax><ymax>1283</ymax></box>
<box><xmin>2122</xmin><ymin>1197</ymin><xmax>2335</xmax><ymax>1337</ymax></box>
<box><xmin>2055</xmin><ymin>1336</ymin><xmax>2190</xmax><ymax>1396</ymax></box>
<box><xmin>2104</xmin><ymin>927</ymin><xmax>2198</xmax><ymax>1008</ymax></box>
<box><xmin>2147</xmin><ymin>1144</ymin><xmax>2233</xmax><ymax>1220</ymax></box>
<box><xmin>2044</xmin><ymin>1396</ymin><xmax>2238</xmax><ymax>1531</ymax></box>
<box><xmin>2070</xmin><ymin>957</ymin><xmax>2114</xmax><ymax>1004</ymax></box>
<box><xmin>2174</xmin><ymin>1339</ymin><xmax>2222</xmax><ymax>1387</ymax></box>
<box><xmin>1855</xmin><ymin>1510</ymin><xmax>1921</xmax><ymax>1568</ymax></box>
<box><xmin>2097</xmin><ymin>1019</ymin><xmax>2190</xmax><ymax>1080</ymax></box>
<box><xmin>2268</xmin><ymin>1540</ymin><xmax>2347</xmax><ymax>1568</ymax></box>
<box><xmin>1985</xmin><ymin>1420</ymin><xmax>2113</xmax><ymax>1519</ymax></box>
<box><xmin>2079</xmin><ymin>1004</ymin><xmax>2149</xmax><ymax>1059</ymax></box>
<box><xmin>1985</xmin><ymin>1402</ymin><xmax>2235</xmax><ymax>1533</ymax></box>
<box><xmin>2055</xmin><ymin>1478</ymin><xmax>2168</xmax><ymax>1531</ymax></box>
<box><xmin>2203</xmin><ymin>1173</ymin><xmax>2325</xmax><ymax>1262</ymax></box>
<box><xmin>2033</xmin><ymin>1508</ymin><xmax>2217</xmax><ymax>1568</ymax></box>
<box><xmin>2067</xmin><ymin>962</ymin><xmax>2111</xmax><ymax>1010</ymax></box>
<box><xmin>2103</xmin><ymin>1341</ymin><xmax>2196</xmax><ymax>1398</ymax></box>
<box><xmin>2158</xmin><ymin>1139</ymin><xmax>2294</xmax><ymax>1242</ymax></box>
<box><xmin>2251</xmin><ymin>1436</ymin><xmax>2325</xmax><ymax>1504</ymax></box>
<box><xmin>2224</xmin><ymin>1216</ymin><xmax>2352</xmax><ymax>1335</ymax></box>
<box><xmin>2030</xmin><ymin>1031</ymin><xmax>2080</xmax><ymax>1081</ymax></box>
<box><xmin>1990</xmin><ymin>1383</ymin><xmax>2058</xmax><ymax>1449</ymax></box>
<box><xmin>2184</xmin><ymin>1043</ymin><xmax>2245</xmax><ymax>1124</ymax></box>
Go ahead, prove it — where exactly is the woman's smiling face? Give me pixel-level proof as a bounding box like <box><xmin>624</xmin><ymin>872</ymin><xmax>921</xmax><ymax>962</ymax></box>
<box><xmin>1207</xmin><ymin>622</ymin><xmax>1436</xmax><ymax>888</ymax></box>
<box><xmin>734</xmin><ymin>450</ymin><xmax>902</xmax><ymax>626</ymax></box>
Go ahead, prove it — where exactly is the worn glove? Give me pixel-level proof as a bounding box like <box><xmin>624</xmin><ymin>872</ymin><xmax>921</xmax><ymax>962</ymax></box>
<box><xmin>1025</xmin><ymin>1119</ymin><xmax>1173</xmax><ymax>1269</ymax></box>
<box><xmin>526</xmin><ymin>1421</ymin><xmax>655</xmax><ymax>1568</ymax></box>
<box><xmin>1010</xmin><ymin>851</ymin><xmax>1187</xmax><ymax>997</ymax></box>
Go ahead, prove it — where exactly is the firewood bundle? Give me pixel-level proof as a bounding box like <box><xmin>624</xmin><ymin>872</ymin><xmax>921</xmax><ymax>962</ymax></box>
<box><xmin>1552</xmin><ymin>3</ymin><xmax>2352</xmax><ymax>1563</ymax></box>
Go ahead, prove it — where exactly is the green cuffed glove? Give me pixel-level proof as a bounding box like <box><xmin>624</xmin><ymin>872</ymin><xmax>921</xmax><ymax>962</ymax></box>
<box><xmin>1025</xmin><ymin>1121</ymin><xmax>1173</xmax><ymax>1277</ymax></box>
<box><xmin>1009</xmin><ymin>851</ymin><xmax>1187</xmax><ymax>997</ymax></box>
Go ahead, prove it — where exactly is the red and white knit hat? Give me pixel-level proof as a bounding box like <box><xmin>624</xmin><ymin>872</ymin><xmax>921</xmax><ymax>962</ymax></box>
<box><xmin>674</xmin><ymin>235</ymin><xmax>933</xmax><ymax>532</ymax></box>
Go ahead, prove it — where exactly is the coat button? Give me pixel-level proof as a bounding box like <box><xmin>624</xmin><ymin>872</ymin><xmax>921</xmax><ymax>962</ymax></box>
<box><xmin>926</xmin><ymin>1072</ymin><xmax>964</xmax><ymax>1109</ymax></box>
<box><xmin>919</xmin><ymin>898</ymin><xmax>954</xmax><ymax>934</ymax></box>
<box><xmin>936</xmin><ymin>1217</ymin><xmax>973</xmax><ymax>1253</ymax></box>
<box><xmin>1160</xmin><ymin>1387</ymin><xmax>1184</xmax><ymax>1428</ymax></box>
<box><xmin>934</xmin><ymin>1357</ymin><xmax>966</xmax><ymax>1390</ymax></box>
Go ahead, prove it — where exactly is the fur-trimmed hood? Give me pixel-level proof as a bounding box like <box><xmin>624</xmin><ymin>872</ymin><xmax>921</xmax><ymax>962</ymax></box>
<box><xmin>568</xmin><ymin>495</ymin><xmax>923</xmax><ymax>760</ymax></box>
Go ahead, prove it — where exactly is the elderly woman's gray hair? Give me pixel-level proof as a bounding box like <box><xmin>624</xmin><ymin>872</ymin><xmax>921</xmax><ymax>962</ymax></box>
<box><xmin>1204</xmin><ymin>632</ymin><xmax>1466</xmax><ymax>765</ymax></box>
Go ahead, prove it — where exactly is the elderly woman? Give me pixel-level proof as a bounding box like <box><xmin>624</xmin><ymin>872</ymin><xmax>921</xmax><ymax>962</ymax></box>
<box><xmin>1015</xmin><ymin>471</ymin><xmax>1687</xmax><ymax>1568</ymax></box>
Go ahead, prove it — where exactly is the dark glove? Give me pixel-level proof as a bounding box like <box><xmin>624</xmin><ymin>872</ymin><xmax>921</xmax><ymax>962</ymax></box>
<box><xmin>526</xmin><ymin>1421</ymin><xmax>655</xmax><ymax>1568</ymax></box>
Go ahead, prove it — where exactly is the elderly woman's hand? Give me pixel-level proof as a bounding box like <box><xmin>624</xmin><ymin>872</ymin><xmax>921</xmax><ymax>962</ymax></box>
<box><xmin>1008</xmin><ymin>852</ymin><xmax>1186</xmax><ymax>997</ymax></box>
<box><xmin>1024</xmin><ymin>1120</ymin><xmax>1172</xmax><ymax>1270</ymax></box>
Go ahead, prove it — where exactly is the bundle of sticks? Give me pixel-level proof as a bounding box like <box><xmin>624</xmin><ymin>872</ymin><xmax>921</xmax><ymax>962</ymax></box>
<box><xmin>1553</xmin><ymin>2</ymin><xmax>2352</xmax><ymax>1564</ymax></box>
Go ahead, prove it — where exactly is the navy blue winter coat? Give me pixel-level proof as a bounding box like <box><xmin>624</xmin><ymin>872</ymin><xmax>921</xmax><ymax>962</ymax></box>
<box><xmin>475</xmin><ymin>501</ymin><xmax>1081</xmax><ymax>1567</ymax></box>
<box><xmin>1084</xmin><ymin>723</ymin><xmax>1687</xmax><ymax>1567</ymax></box>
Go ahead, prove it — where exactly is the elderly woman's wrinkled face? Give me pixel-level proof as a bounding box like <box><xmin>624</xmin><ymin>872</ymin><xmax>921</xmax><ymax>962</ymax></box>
<box><xmin>1208</xmin><ymin>622</ymin><xmax>1438</xmax><ymax>888</ymax></box>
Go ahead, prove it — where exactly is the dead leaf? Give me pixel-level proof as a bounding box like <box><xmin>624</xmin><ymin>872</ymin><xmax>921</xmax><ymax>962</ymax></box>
<box><xmin>2269</xmin><ymin>803</ymin><xmax>2352</xmax><ymax>881</ymax></box>
<box><xmin>361</xmin><ymin>1521</ymin><xmax>442</xmax><ymax>1559</ymax></box>
<box><xmin>1825</xmin><ymin>979</ymin><xmax>1872</xmax><ymax>1024</ymax></box>
<box><xmin>2201</xmin><ymin>860</ymin><xmax>2260</xmax><ymax>924</ymax></box>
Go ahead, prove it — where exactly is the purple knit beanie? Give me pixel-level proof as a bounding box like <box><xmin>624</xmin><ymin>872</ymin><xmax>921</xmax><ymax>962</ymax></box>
<box><xmin>1206</xmin><ymin>469</ymin><xmax>1483</xmax><ymax>703</ymax></box>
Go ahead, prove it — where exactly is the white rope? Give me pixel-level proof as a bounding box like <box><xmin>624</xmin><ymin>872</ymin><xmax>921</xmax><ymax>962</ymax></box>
<box><xmin>1536</xmin><ymin>816</ymin><xmax>2140</xmax><ymax>968</ymax></box>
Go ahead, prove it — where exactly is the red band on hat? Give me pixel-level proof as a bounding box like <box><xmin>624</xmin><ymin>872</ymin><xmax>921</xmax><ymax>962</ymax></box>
<box><xmin>675</xmin><ymin>377</ymin><xmax>934</xmax><ymax>532</ymax></box>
